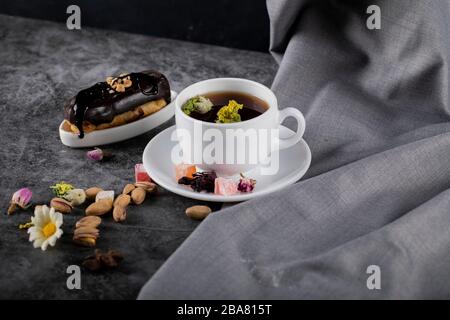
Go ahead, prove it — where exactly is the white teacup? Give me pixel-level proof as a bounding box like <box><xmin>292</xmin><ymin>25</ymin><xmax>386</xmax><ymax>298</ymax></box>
<box><xmin>173</xmin><ymin>78</ymin><xmax>305</xmax><ymax>176</ymax></box>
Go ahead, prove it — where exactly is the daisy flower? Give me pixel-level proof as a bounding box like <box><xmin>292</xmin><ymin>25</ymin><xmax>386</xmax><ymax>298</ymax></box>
<box><xmin>28</xmin><ymin>205</ymin><xmax>63</xmax><ymax>251</ymax></box>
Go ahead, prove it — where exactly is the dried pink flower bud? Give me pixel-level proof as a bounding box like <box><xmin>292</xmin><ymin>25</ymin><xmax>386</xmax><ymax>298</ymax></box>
<box><xmin>8</xmin><ymin>188</ymin><xmax>33</xmax><ymax>215</ymax></box>
<box><xmin>237</xmin><ymin>174</ymin><xmax>256</xmax><ymax>193</ymax></box>
<box><xmin>86</xmin><ymin>148</ymin><xmax>112</xmax><ymax>161</ymax></box>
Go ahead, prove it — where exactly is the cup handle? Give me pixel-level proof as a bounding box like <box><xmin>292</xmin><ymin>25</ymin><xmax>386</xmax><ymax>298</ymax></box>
<box><xmin>277</xmin><ymin>107</ymin><xmax>305</xmax><ymax>150</ymax></box>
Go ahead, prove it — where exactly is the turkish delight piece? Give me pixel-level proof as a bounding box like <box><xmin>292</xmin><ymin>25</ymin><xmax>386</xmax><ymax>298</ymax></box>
<box><xmin>96</xmin><ymin>190</ymin><xmax>114</xmax><ymax>202</ymax></box>
<box><xmin>135</xmin><ymin>163</ymin><xmax>152</xmax><ymax>183</ymax></box>
<box><xmin>214</xmin><ymin>177</ymin><xmax>238</xmax><ymax>196</ymax></box>
<box><xmin>175</xmin><ymin>163</ymin><xmax>197</xmax><ymax>181</ymax></box>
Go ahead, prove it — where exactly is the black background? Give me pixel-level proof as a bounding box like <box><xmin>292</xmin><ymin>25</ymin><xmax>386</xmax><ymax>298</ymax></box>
<box><xmin>0</xmin><ymin>0</ymin><xmax>270</xmax><ymax>52</ymax></box>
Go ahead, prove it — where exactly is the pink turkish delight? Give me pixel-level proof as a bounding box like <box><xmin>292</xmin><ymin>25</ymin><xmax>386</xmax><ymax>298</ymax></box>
<box><xmin>135</xmin><ymin>163</ymin><xmax>152</xmax><ymax>183</ymax></box>
<box><xmin>175</xmin><ymin>163</ymin><xmax>197</xmax><ymax>181</ymax></box>
<box><xmin>214</xmin><ymin>177</ymin><xmax>238</xmax><ymax>196</ymax></box>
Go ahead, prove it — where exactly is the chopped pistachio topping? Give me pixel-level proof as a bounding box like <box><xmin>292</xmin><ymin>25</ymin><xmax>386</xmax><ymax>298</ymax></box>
<box><xmin>216</xmin><ymin>100</ymin><xmax>243</xmax><ymax>123</ymax></box>
<box><xmin>50</xmin><ymin>182</ymin><xmax>74</xmax><ymax>197</ymax></box>
<box><xmin>182</xmin><ymin>96</ymin><xmax>213</xmax><ymax>115</ymax></box>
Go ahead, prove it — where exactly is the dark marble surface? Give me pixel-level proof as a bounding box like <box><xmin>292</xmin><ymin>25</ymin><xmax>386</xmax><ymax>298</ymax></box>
<box><xmin>0</xmin><ymin>0</ymin><xmax>270</xmax><ymax>52</ymax></box>
<box><xmin>0</xmin><ymin>14</ymin><xmax>277</xmax><ymax>299</ymax></box>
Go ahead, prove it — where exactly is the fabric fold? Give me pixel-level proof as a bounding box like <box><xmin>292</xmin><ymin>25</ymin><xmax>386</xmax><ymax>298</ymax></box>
<box><xmin>139</xmin><ymin>0</ymin><xmax>450</xmax><ymax>299</ymax></box>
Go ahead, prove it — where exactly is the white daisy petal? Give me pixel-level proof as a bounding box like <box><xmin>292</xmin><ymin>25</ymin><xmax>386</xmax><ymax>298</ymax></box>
<box><xmin>36</xmin><ymin>207</ymin><xmax>45</xmax><ymax>218</ymax></box>
<box><xmin>41</xmin><ymin>239</ymin><xmax>49</xmax><ymax>251</ymax></box>
<box><xmin>35</xmin><ymin>216</ymin><xmax>44</xmax><ymax>227</ymax></box>
<box><xmin>42</xmin><ymin>213</ymin><xmax>50</xmax><ymax>222</ymax></box>
<box><xmin>55</xmin><ymin>229</ymin><xmax>63</xmax><ymax>238</ymax></box>
<box><xmin>34</xmin><ymin>211</ymin><xmax>45</xmax><ymax>223</ymax></box>
<box><xmin>33</xmin><ymin>238</ymin><xmax>44</xmax><ymax>248</ymax></box>
<box><xmin>34</xmin><ymin>205</ymin><xmax>43</xmax><ymax>216</ymax></box>
<box><xmin>27</xmin><ymin>226</ymin><xmax>36</xmax><ymax>234</ymax></box>
<box><xmin>49</xmin><ymin>209</ymin><xmax>56</xmax><ymax>221</ymax></box>
<box><xmin>35</xmin><ymin>213</ymin><xmax>44</xmax><ymax>225</ymax></box>
<box><xmin>29</xmin><ymin>229</ymin><xmax>44</xmax><ymax>241</ymax></box>
<box><xmin>50</xmin><ymin>207</ymin><xmax>57</xmax><ymax>218</ymax></box>
<box><xmin>29</xmin><ymin>232</ymin><xmax>40</xmax><ymax>242</ymax></box>
<box><xmin>54</xmin><ymin>212</ymin><xmax>62</xmax><ymax>224</ymax></box>
<box><xmin>39</xmin><ymin>207</ymin><xmax>46</xmax><ymax>216</ymax></box>
<box><xmin>47</xmin><ymin>236</ymin><xmax>57</xmax><ymax>247</ymax></box>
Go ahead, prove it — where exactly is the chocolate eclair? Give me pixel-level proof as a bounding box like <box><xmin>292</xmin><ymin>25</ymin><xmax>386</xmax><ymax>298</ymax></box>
<box><xmin>63</xmin><ymin>70</ymin><xmax>171</xmax><ymax>138</ymax></box>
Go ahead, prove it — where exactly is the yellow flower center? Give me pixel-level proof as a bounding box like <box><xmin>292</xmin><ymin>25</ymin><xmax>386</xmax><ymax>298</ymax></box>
<box><xmin>42</xmin><ymin>222</ymin><xmax>56</xmax><ymax>238</ymax></box>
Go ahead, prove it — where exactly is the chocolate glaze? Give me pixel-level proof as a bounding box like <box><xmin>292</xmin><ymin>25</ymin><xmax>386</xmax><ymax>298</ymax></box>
<box><xmin>64</xmin><ymin>70</ymin><xmax>171</xmax><ymax>138</ymax></box>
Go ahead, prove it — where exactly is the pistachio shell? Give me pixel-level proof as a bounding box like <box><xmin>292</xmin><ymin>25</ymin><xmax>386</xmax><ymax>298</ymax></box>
<box><xmin>122</xmin><ymin>184</ymin><xmax>136</xmax><ymax>195</ymax></box>
<box><xmin>64</xmin><ymin>189</ymin><xmax>86</xmax><ymax>206</ymax></box>
<box><xmin>85</xmin><ymin>199</ymin><xmax>113</xmax><ymax>216</ymax></box>
<box><xmin>73</xmin><ymin>237</ymin><xmax>96</xmax><ymax>247</ymax></box>
<box><xmin>76</xmin><ymin>216</ymin><xmax>102</xmax><ymax>228</ymax></box>
<box><xmin>50</xmin><ymin>197</ymin><xmax>73</xmax><ymax>214</ymax></box>
<box><xmin>114</xmin><ymin>194</ymin><xmax>131</xmax><ymax>208</ymax></box>
<box><xmin>185</xmin><ymin>205</ymin><xmax>212</xmax><ymax>220</ymax></box>
<box><xmin>131</xmin><ymin>187</ymin><xmax>146</xmax><ymax>205</ymax></box>
<box><xmin>134</xmin><ymin>181</ymin><xmax>157</xmax><ymax>193</ymax></box>
<box><xmin>113</xmin><ymin>206</ymin><xmax>127</xmax><ymax>222</ymax></box>
<box><xmin>85</xmin><ymin>187</ymin><xmax>103</xmax><ymax>201</ymax></box>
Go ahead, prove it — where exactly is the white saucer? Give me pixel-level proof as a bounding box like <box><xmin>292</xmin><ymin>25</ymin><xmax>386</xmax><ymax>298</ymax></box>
<box><xmin>142</xmin><ymin>125</ymin><xmax>311</xmax><ymax>202</ymax></box>
<box><xmin>59</xmin><ymin>90</ymin><xmax>177</xmax><ymax>148</ymax></box>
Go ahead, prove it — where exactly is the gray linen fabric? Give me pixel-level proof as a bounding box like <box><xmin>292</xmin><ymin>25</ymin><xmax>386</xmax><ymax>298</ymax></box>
<box><xmin>139</xmin><ymin>0</ymin><xmax>450</xmax><ymax>299</ymax></box>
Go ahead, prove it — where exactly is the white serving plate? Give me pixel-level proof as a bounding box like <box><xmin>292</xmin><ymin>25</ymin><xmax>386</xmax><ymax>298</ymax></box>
<box><xmin>143</xmin><ymin>125</ymin><xmax>311</xmax><ymax>202</ymax></box>
<box><xmin>59</xmin><ymin>90</ymin><xmax>177</xmax><ymax>148</ymax></box>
